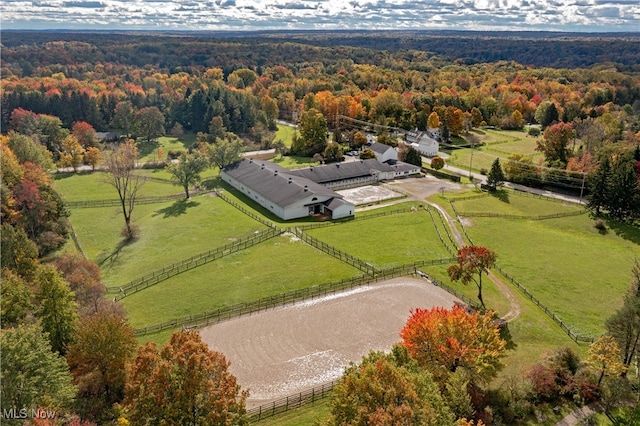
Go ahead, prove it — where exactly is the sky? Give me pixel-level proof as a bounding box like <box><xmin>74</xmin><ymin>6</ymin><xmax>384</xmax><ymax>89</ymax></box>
<box><xmin>1</xmin><ymin>0</ymin><xmax>639</xmax><ymax>33</ymax></box>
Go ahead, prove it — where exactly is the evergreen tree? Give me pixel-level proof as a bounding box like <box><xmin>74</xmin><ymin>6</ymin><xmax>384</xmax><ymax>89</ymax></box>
<box><xmin>486</xmin><ymin>158</ymin><xmax>505</xmax><ymax>190</ymax></box>
<box><xmin>586</xmin><ymin>156</ymin><xmax>612</xmax><ymax>216</ymax></box>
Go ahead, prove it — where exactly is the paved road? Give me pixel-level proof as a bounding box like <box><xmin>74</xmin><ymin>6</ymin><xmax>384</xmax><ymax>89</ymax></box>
<box><xmin>425</xmin><ymin>155</ymin><xmax>585</xmax><ymax>205</ymax></box>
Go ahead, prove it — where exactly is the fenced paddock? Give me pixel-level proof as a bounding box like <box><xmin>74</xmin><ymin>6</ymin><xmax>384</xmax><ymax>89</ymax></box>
<box><xmin>199</xmin><ymin>277</ymin><xmax>461</xmax><ymax>409</ymax></box>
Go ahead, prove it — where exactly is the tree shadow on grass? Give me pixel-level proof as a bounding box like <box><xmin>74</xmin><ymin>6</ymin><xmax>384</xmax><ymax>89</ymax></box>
<box><xmin>97</xmin><ymin>238</ymin><xmax>131</xmax><ymax>270</ymax></box>
<box><xmin>153</xmin><ymin>199</ymin><xmax>200</xmax><ymax>218</ymax></box>
<box><xmin>137</xmin><ymin>139</ymin><xmax>159</xmax><ymax>158</ymax></box>
<box><xmin>607</xmin><ymin>218</ymin><xmax>640</xmax><ymax>245</ymax></box>
<box><xmin>490</xmin><ymin>189</ymin><xmax>510</xmax><ymax>203</ymax></box>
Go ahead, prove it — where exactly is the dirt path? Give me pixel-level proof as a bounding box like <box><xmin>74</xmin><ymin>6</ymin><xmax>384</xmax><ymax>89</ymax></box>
<box><xmin>390</xmin><ymin>177</ymin><xmax>522</xmax><ymax>322</ymax></box>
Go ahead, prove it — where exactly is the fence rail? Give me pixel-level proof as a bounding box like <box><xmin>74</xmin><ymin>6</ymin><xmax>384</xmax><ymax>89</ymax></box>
<box><xmin>66</xmin><ymin>193</ymin><xmax>185</xmax><ymax>209</ymax></box>
<box><xmin>454</xmin><ymin>210</ymin><xmax>586</xmax><ymax>220</ymax></box>
<box><xmin>423</xmin><ymin>206</ymin><xmax>458</xmax><ymax>257</ymax></box>
<box><xmin>134</xmin><ymin>258</ymin><xmax>457</xmax><ymax>336</ymax></box>
<box><xmin>216</xmin><ymin>190</ymin><xmax>277</xmax><ymax>229</ymax></box>
<box><xmin>247</xmin><ymin>381</ymin><xmax>336</xmax><ymax>422</ymax></box>
<box><xmin>494</xmin><ymin>266</ymin><xmax>596</xmax><ymax>343</ymax></box>
<box><xmin>108</xmin><ymin>228</ymin><xmax>281</xmax><ymax>299</ymax></box>
<box><xmin>293</xmin><ymin>229</ymin><xmax>378</xmax><ymax>275</ymax></box>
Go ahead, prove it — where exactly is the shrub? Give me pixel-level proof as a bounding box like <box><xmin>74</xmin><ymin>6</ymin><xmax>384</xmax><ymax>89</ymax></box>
<box><xmin>594</xmin><ymin>218</ymin><xmax>606</xmax><ymax>231</ymax></box>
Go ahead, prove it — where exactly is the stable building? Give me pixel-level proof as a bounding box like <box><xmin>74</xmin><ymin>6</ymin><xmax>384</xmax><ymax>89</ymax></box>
<box><xmin>221</xmin><ymin>159</ymin><xmax>355</xmax><ymax>221</ymax></box>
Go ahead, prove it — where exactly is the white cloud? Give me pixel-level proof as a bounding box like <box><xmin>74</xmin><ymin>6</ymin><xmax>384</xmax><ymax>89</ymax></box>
<box><xmin>0</xmin><ymin>0</ymin><xmax>637</xmax><ymax>30</ymax></box>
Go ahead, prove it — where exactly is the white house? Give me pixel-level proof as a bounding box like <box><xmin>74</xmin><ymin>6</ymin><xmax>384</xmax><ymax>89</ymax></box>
<box><xmin>405</xmin><ymin>130</ymin><xmax>439</xmax><ymax>157</ymax></box>
<box><xmin>221</xmin><ymin>159</ymin><xmax>355</xmax><ymax>221</ymax></box>
<box><xmin>369</xmin><ymin>142</ymin><xmax>398</xmax><ymax>163</ymax></box>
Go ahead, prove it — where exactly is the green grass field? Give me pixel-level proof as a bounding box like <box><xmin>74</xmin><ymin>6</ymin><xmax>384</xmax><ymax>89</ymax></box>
<box><xmin>53</xmin><ymin>170</ymin><xmax>183</xmax><ymax>200</ymax></box>
<box><xmin>306</xmin><ymin>210</ymin><xmax>453</xmax><ymax>269</ymax></box>
<box><xmin>444</xmin><ymin>191</ymin><xmax>638</xmax><ymax>336</ymax></box>
<box><xmin>121</xmin><ymin>234</ymin><xmax>361</xmax><ymax>328</ymax></box>
<box><xmin>68</xmin><ymin>196</ymin><xmax>268</xmax><ymax>286</ymax></box>
<box><xmin>273</xmin><ymin>124</ymin><xmax>296</xmax><ymax>148</ymax></box>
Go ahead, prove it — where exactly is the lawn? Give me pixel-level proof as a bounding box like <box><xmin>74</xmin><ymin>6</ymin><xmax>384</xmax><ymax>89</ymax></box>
<box><xmin>68</xmin><ymin>195</ymin><xmax>268</xmax><ymax>286</ymax></box>
<box><xmin>451</xmin><ymin>189</ymin><xmax>585</xmax><ymax>217</ymax></box>
<box><xmin>120</xmin><ymin>234</ymin><xmax>361</xmax><ymax>328</ymax></box>
<box><xmin>271</xmin><ymin>154</ymin><xmax>320</xmax><ymax>169</ymax></box>
<box><xmin>306</xmin><ymin>210</ymin><xmax>453</xmax><ymax>269</ymax></box>
<box><xmin>453</xmin><ymin>203</ymin><xmax>637</xmax><ymax>336</ymax></box>
<box><xmin>53</xmin><ymin>170</ymin><xmax>183</xmax><ymax>201</ymax></box>
<box><xmin>137</xmin><ymin>134</ymin><xmax>198</xmax><ymax>161</ymax></box>
<box><xmin>272</xmin><ymin>124</ymin><xmax>296</xmax><ymax>148</ymax></box>
<box><xmin>254</xmin><ymin>400</ymin><xmax>331</xmax><ymax>426</ymax></box>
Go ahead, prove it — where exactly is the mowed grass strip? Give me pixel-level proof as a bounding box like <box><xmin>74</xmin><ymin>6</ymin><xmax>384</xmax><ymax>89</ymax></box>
<box><xmin>120</xmin><ymin>234</ymin><xmax>362</xmax><ymax>328</ymax></box>
<box><xmin>69</xmin><ymin>195</ymin><xmax>268</xmax><ymax>286</ymax></box>
<box><xmin>306</xmin><ymin>210</ymin><xmax>453</xmax><ymax>269</ymax></box>
<box><xmin>452</xmin><ymin>190</ymin><xmax>584</xmax><ymax>217</ymax></box>
<box><xmin>463</xmin><ymin>213</ymin><xmax>637</xmax><ymax>336</ymax></box>
<box><xmin>53</xmin><ymin>170</ymin><xmax>182</xmax><ymax>201</ymax></box>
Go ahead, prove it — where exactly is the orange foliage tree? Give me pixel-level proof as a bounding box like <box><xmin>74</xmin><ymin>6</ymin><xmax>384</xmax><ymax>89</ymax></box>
<box><xmin>124</xmin><ymin>330</ymin><xmax>248</xmax><ymax>425</ymax></box>
<box><xmin>447</xmin><ymin>245</ymin><xmax>497</xmax><ymax>309</ymax></box>
<box><xmin>400</xmin><ymin>305</ymin><xmax>506</xmax><ymax>385</ymax></box>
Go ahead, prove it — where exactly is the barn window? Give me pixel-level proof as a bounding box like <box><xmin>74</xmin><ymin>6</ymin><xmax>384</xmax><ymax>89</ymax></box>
<box><xmin>312</xmin><ymin>197</ymin><xmax>318</xmax><ymax>201</ymax></box>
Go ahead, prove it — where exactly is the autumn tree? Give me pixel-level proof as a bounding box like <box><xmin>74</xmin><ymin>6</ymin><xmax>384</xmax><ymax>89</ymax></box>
<box><xmin>428</xmin><ymin>111</ymin><xmax>442</xmax><ymax>129</ymax></box>
<box><xmin>323</xmin><ymin>142</ymin><xmax>343</xmax><ymax>163</ymax></box>
<box><xmin>536</xmin><ymin>122</ymin><xmax>575</xmax><ymax>166</ymax></box>
<box><xmin>71</xmin><ymin>121</ymin><xmax>98</xmax><ymax>148</ymax></box>
<box><xmin>199</xmin><ymin>135</ymin><xmax>244</xmax><ymax>171</ymax></box>
<box><xmin>105</xmin><ymin>139</ymin><xmax>144</xmax><ymax>240</ymax></box>
<box><xmin>447</xmin><ymin>245</ymin><xmax>498</xmax><ymax>309</ymax></box>
<box><xmin>585</xmin><ymin>336</ymin><xmax>627</xmax><ymax>386</ymax></box>
<box><xmin>1</xmin><ymin>268</ymin><xmax>34</xmax><ymax>327</ymax></box>
<box><xmin>134</xmin><ymin>106</ymin><xmax>165</xmax><ymax>142</ymax></box>
<box><xmin>1</xmin><ymin>324</ymin><xmax>76</xmax><ymax>416</ymax></box>
<box><xmin>353</xmin><ymin>131</ymin><xmax>368</xmax><ymax>148</ymax></box>
<box><xmin>0</xmin><ymin>223</ymin><xmax>39</xmax><ymax>279</ymax></box>
<box><xmin>84</xmin><ymin>146</ymin><xmax>102</xmax><ymax>171</ymax></box>
<box><xmin>400</xmin><ymin>305</ymin><xmax>506</xmax><ymax>384</ymax></box>
<box><xmin>606</xmin><ymin>259</ymin><xmax>640</xmax><ymax>372</ymax></box>
<box><xmin>66</xmin><ymin>312</ymin><xmax>137</xmax><ymax>422</ymax></box>
<box><xmin>12</xmin><ymin>177</ymin><xmax>70</xmax><ymax>255</ymax></box>
<box><xmin>293</xmin><ymin>108</ymin><xmax>327</xmax><ymax>156</ymax></box>
<box><xmin>6</xmin><ymin>131</ymin><xmax>55</xmax><ymax>171</ymax></box>
<box><xmin>445</xmin><ymin>106</ymin><xmax>465</xmax><ymax>136</ymax></box>
<box><xmin>486</xmin><ymin>158</ymin><xmax>505</xmax><ymax>190</ymax></box>
<box><xmin>261</xmin><ymin>94</ymin><xmax>279</xmax><ymax>130</ymax></box>
<box><xmin>167</xmin><ymin>151</ymin><xmax>209</xmax><ymax>199</ymax></box>
<box><xmin>112</xmin><ymin>101</ymin><xmax>135</xmax><ymax>138</ymax></box>
<box><xmin>431</xmin><ymin>156</ymin><xmax>445</xmax><ymax>170</ymax></box>
<box><xmin>35</xmin><ymin>264</ymin><xmax>79</xmax><ymax>355</ymax></box>
<box><xmin>124</xmin><ymin>330</ymin><xmax>248</xmax><ymax>425</ymax></box>
<box><xmin>54</xmin><ymin>254</ymin><xmax>105</xmax><ymax>315</ymax></box>
<box><xmin>329</xmin><ymin>345</ymin><xmax>454</xmax><ymax>426</ymax></box>
<box><xmin>59</xmin><ymin>135</ymin><xmax>85</xmax><ymax>172</ymax></box>
<box><xmin>359</xmin><ymin>148</ymin><xmax>376</xmax><ymax>160</ymax></box>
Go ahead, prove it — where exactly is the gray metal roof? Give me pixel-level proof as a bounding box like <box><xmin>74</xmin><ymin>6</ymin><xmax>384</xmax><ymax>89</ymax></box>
<box><xmin>370</xmin><ymin>142</ymin><xmax>394</xmax><ymax>154</ymax></box>
<box><xmin>288</xmin><ymin>159</ymin><xmax>394</xmax><ymax>183</ymax></box>
<box><xmin>222</xmin><ymin>159</ymin><xmax>340</xmax><ymax>208</ymax></box>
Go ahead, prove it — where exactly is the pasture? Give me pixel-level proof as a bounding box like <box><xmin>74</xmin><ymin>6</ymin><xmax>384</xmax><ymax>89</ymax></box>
<box><xmin>54</xmin><ymin>163</ymin><xmax>640</xmax><ymax>423</ymax></box>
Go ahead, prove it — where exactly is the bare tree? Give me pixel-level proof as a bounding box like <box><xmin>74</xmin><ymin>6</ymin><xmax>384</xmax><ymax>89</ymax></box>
<box><xmin>105</xmin><ymin>140</ymin><xmax>144</xmax><ymax>240</ymax></box>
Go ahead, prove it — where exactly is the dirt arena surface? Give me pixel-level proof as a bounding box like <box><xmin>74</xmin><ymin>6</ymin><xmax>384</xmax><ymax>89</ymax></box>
<box><xmin>200</xmin><ymin>278</ymin><xmax>460</xmax><ymax>408</ymax></box>
<box><xmin>337</xmin><ymin>185</ymin><xmax>402</xmax><ymax>205</ymax></box>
